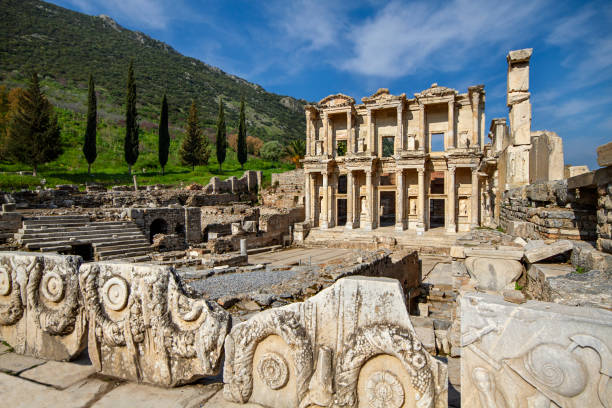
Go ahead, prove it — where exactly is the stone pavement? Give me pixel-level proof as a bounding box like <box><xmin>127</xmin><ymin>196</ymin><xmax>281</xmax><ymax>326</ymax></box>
<box><xmin>248</xmin><ymin>247</ymin><xmax>353</xmax><ymax>266</ymax></box>
<box><xmin>0</xmin><ymin>349</ymin><xmax>263</xmax><ymax>408</ymax></box>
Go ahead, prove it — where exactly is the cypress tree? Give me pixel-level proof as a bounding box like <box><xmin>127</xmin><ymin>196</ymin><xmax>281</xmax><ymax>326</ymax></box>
<box><xmin>83</xmin><ymin>73</ymin><xmax>97</xmax><ymax>175</ymax></box>
<box><xmin>215</xmin><ymin>97</ymin><xmax>226</xmax><ymax>173</ymax></box>
<box><xmin>124</xmin><ymin>61</ymin><xmax>139</xmax><ymax>174</ymax></box>
<box><xmin>158</xmin><ymin>93</ymin><xmax>169</xmax><ymax>175</ymax></box>
<box><xmin>237</xmin><ymin>97</ymin><xmax>247</xmax><ymax>170</ymax></box>
<box><xmin>180</xmin><ymin>100</ymin><xmax>209</xmax><ymax>171</ymax></box>
<box><xmin>6</xmin><ymin>72</ymin><xmax>62</xmax><ymax>177</ymax></box>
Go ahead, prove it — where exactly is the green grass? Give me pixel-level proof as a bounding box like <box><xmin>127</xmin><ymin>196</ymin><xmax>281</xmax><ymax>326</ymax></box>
<box><xmin>514</xmin><ymin>282</ymin><xmax>523</xmax><ymax>291</ymax></box>
<box><xmin>575</xmin><ymin>266</ymin><xmax>586</xmax><ymax>274</ymax></box>
<box><xmin>0</xmin><ymin>108</ymin><xmax>294</xmax><ymax>190</ymax></box>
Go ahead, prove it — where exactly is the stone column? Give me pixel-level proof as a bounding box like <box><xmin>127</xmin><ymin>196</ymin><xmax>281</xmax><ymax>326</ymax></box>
<box><xmin>346</xmin><ymin>110</ymin><xmax>353</xmax><ymax>155</ymax></box>
<box><xmin>446</xmin><ymin>167</ymin><xmax>456</xmax><ymax>233</ymax></box>
<box><xmin>305</xmin><ymin>110</ymin><xmax>311</xmax><ymax>156</ymax></box>
<box><xmin>395</xmin><ymin>169</ymin><xmax>405</xmax><ymax>231</ymax></box>
<box><xmin>368</xmin><ymin>109</ymin><xmax>375</xmax><ymax>155</ymax></box>
<box><xmin>470</xmin><ymin>90</ymin><xmax>481</xmax><ymax>149</ymax></box>
<box><xmin>419</xmin><ymin>103</ymin><xmax>426</xmax><ymax>151</ymax></box>
<box><xmin>323</xmin><ymin>112</ymin><xmax>329</xmax><ymax>155</ymax></box>
<box><xmin>364</xmin><ymin>169</ymin><xmax>373</xmax><ymax>231</ymax></box>
<box><xmin>471</xmin><ymin>167</ymin><xmax>479</xmax><ymax>229</ymax></box>
<box><xmin>395</xmin><ymin>104</ymin><xmax>404</xmax><ymax>153</ymax></box>
<box><xmin>346</xmin><ymin>171</ymin><xmax>354</xmax><ymax>230</ymax></box>
<box><xmin>321</xmin><ymin>171</ymin><xmax>329</xmax><ymax>229</ymax></box>
<box><xmin>417</xmin><ymin>168</ymin><xmax>425</xmax><ymax>235</ymax></box>
<box><xmin>304</xmin><ymin>172</ymin><xmax>311</xmax><ymax>224</ymax></box>
<box><xmin>447</xmin><ymin>100</ymin><xmax>455</xmax><ymax>149</ymax></box>
<box><xmin>329</xmin><ymin>172</ymin><xmax>336</xmax><ymax>228</ymax></box>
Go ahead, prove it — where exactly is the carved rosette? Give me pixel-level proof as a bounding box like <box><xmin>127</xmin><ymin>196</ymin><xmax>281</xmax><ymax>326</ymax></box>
<box><xmin>257</xmin><ymin>352</ymin><xmax>289</xmax><ymax>390</ymax></box>
<box><xmin>27</xmin><ymin>255</ymin><xmax>81</xmax><ymax>336</ymax></box>
<box><xmin>224</xmin><ymin>309</ymin><xmax>314</xmax><ymax>404</ymax></box>
<box><xmin>366</xmin><ymin>371</ymin><xmax>404</xmax><ymax>408</ymax></box>
<box><xmin>0</xmin><ymin>257</ymin><xmax>31</xmax><ymax>326</ymax></box>
<box><xmin>333</xmin><ymin>324</ymin><xmax>435</xmax><ymax>408</ymax></box>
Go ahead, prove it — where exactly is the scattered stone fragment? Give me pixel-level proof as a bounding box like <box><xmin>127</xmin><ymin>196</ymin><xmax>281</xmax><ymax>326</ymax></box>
<box><xmin>524</xmin><ymin>239</ymin><xmax>573</xmax><ymax>263</ymax></box>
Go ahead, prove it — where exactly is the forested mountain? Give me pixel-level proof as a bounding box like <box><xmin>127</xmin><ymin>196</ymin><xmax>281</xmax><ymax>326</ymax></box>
<box><xmin>0</xmin><ymin>0</ymin><xmax>306</xmax><ymax>141</ymax></box>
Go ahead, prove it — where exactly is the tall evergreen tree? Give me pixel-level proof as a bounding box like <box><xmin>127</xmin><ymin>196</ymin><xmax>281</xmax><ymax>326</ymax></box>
<box><xmin>124</xmin><ymin>61</ymin><xmax>139</xmax><ymax>174</ymax></box>
<box><xmin>6</xmin><ymin>72</ymin><xmax>62</xmax><ymax>176</ymax></box>
<box><xmin>237</xmin><ymin>97</ymin><xmax>247</xmax><ymax>170</ymax></box>
<box><xmin>158</xmin><ymin>93</ymin><xmax>169</xmax><ymax>175</ymax></box>
<box><xmin>83</xmin><ymin>73</ymin><xmax>97</xmax><ymax>175</ymax></box>
<box><xmin>215</xmin><ymin>97</ymin><xmax>226</xmax><ymax>173</ymax></box>
<box><xmin>180</xmin><ymin>100</ymin><xmax>209</xmax><ymax>171</ymax></box>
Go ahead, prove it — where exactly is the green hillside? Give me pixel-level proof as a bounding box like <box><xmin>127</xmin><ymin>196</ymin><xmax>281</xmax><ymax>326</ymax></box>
<box><xmin>0</xmin><ymin>0</ymin><xmax>307</xmax><ymax>141</ymax></box>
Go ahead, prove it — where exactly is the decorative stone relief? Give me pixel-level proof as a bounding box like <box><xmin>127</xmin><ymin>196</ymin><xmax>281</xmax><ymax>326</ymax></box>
<box><xmin>0</xmin><ymin>251</ymin><xmax>86</xmax><ymax>361</ymax></box>
<box><xmin>79</xmin><ymin>261</ymin><xmax>230</xmax><ymax>386</ymax></box>
<box><xmin>461</xmin><ymin>292</ymin><xmax>612</xmax><ymax>408</ymax></box>
<box><xmin>223</xmin><ymin>276</ymin><xmax>447</xmax><ymax>408</ymax></box>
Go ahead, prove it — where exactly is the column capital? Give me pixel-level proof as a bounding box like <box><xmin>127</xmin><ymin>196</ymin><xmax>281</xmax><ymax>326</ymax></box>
<box><xmin>417</xmin><ymin>168</ymin><xmax>425</xmax><ymax>175</ymax></box>
<box><xmin>448</xmin><ymin>166</ymin><xmax>456</xmax><ymax>175</ymax></box>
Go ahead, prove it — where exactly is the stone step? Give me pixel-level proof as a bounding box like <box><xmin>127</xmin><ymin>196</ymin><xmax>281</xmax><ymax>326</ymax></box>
<box><xmin>96</xmin><ymin>245</ymin><xmax>152</xmax><ymax>257</ymax></box>
<box><xmin>25</xmin><ymin>235</ymin><xmax>147</xmax><ymax>250</ymax></box>
<box><xmin>24</xmin><ymin>215</ymin><xmax>90</xmax><ymax>221</ymax></box>
<box><xmin>93</xmin><ymin>239</ymin><xmax>150</xmax><ymax>249</ymax></box>
<box><xmin>22</xmin><ymin>221</ymin><xmax>133</xmax><ymax>231</ymax></box>
<box><xmin>95</xmin><ymin>242</ymin><xmax>151</xmax><ymax>253</ymax></box>
<box><xmin>100</xmin><ymin>248</ymin><xmax>152</xmax><ymax>260</ymax></box>
<box><xmin>23</xmin><ymin>217</ymin><xmax>90</xmax><ymax>225</ymax></box>
<box><xmin>39</xmin><ymin>245</ymin><xmax>71</xmax><ymax>252</ymax></box>
<box><xmin>21</xmin><ymin>232</ymin><xmax>146</xmax><ymax>245</ymax></box>
<box><xmin>19</xmin><ymin>227</ymin><xmax>142</xmax><ymax>240</ymax></box>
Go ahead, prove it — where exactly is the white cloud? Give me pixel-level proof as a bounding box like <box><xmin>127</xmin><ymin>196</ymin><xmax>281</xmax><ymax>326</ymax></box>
<box><xmin>340</xmin><ymin>0</ymin><xmax>549</xmax><ymax>77</ymax></box>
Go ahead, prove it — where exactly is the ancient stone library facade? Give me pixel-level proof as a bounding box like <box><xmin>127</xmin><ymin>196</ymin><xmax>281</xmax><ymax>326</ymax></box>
<box><xmin>302</xmin><ymin>48</ymin><xmax>563</xmax><ymax>234</ymax></box>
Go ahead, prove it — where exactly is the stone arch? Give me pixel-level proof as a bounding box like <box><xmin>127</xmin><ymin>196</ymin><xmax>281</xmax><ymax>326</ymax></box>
<box><xmin>223</xmin><ymin>309</ymin><xmax>314</xmax><ymax>405</ymax></box>
<box><xmin>149</xmin><ymin>218</ymin><xmax>168</xmax><ymax>243</ymax></box>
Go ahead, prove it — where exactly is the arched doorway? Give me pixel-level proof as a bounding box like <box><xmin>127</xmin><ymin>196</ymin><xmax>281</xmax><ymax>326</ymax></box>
<box><xmin>149</xmin><ymin>218</ymin><xmax>168</xmax><ymax>243</ymax></box>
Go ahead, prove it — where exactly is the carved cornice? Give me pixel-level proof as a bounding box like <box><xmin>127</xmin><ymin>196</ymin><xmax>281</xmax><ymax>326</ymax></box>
<box><xmin>414</xmin><ymin>83</ymin><xmax>458</xmax><ymax>99</ymax></box>
<box><xmin>317</xmin><ymin>93</ymin><xmax>355</xmax><ymax>109</ymax></box>
<box><xmin>361</xmin><ymin>88</ymin><xmax>405</xmax><ymax>105</ymax></box>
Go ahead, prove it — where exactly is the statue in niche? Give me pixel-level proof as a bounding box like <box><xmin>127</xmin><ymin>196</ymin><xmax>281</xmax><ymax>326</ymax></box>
<box><xmin>460</xmin><ymin>198</ymin><xmax>468</xmax><ymax>216</ymax></box>
<box><xmin>357</xmin><ymin>138</ymin><xmax>365</xmax><ymax>153</ymax></box>
<box><xmin>407</xmin><ymin>134</ymin><xmax>416</xmax><ymax>150</ymax></box>
<box><xmin>360</xmin><ymin>196</ymin><xmax>367</xmax><ymax>216</ymax></box>
<box><xmin>410</xmin><ymin>198</ymin><xmax>417</xmax><ymax>215</ymax></box>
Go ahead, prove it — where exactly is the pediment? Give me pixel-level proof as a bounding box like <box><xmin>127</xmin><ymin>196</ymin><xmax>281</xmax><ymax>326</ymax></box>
<box><xmin>318</xmin><ymin>93</ymin><xmax>355</xmax><ymax>108</ymax></box>
<box><xmin>361</xmin><ymin>88</ymin><xmax>405</xmax><ymax>104</ymax></box>
<box><xmin>415</xmin><ymin>83</ymin><xmax>457</xmax><ymax>98</ymax></box>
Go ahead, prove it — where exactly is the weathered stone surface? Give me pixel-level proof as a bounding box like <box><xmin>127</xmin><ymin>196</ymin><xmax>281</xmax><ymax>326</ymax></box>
<box><xmin>223</xmin><ymin>276</ymin><xmax>447</xmax><ymax>408</ymax></box>
<box><xmin>464</xmin><ymin>247</ymin><xmax>523</xmax><ymax>260</ymax></box>
<box><xmin>0</xmin><ymin>352</ymin><xmax>45</xmax><ymax>374</ymax></box>
<box><xmin>0</xmin><ymin>251</ymin><xmax>87</xmax><ymax>361</ymax></box>
<box><xmin>79</xmin><ymin>261</ymin><xmax>230</xmax><ymax>386</ymax></box>
<box><xmin>92</xmin><ymin>382</ymin><xmax>219</xmax><ymax>408</ymax></box>
<box><xmin>0</xmin><ymin>372</ymin><xmax>113</xmax><ymax>408</ymax></box>
<box><xmin>20</xmin><ymin>360</ymin><xmax>97</xmax><ymax>389</ymax></box>
<box><xmin>598</xmin><ymin>141</ymin><xmax>612</xmax><ymax>167</ymax></box>
<box><xmin>507</xmin><ymin>48</ymin><xmax>533</xmax><ymax>63</ymax></box>
<box><xmin>542</xmin><ymin>268</ymin><xmax>612</xmax><ymax>309</ymax></box>
<box><xmin>461</xmin><ymin>292</ymin><xmax>612</xmax><ymax>408</ymax></box>
<box><xmin>450</xmin><ymin>246</ymin><xmax>465</xmax><ymax>259</ymax></box>
<box><xmin>530</xmin><ymin>131</ymin><xmax>564</xmax><ymax>183</ymax></box>
<box><xmin>524</xmin><ymin>239</ymin><xmax>573</xmax><ymax>263</ymax></box>
<box><xmin>465</xmin><ymin>257</ymin><xmax>524</xmax><ymax>291</ymax></box>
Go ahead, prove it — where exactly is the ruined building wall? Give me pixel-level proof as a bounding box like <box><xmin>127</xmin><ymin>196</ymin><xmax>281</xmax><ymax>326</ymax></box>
<box><xmin>529</xmin><ymin>131</ymin><xmax>564</xmax><ymax>183</ymax></box>
<box><xmin>262</xmin><ymin>169</ymin><xmax>305</xmax><ymax>209</ymax></box>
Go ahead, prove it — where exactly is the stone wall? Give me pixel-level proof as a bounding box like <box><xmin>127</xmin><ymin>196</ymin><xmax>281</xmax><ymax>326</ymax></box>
<box><xmin>529</xmin><ymin>130</ymin><xmax>564</xmax><ymax>183</ymax></box>
<box><xmin>262</xmin><ymin>169</ymin><xmax>305</xmax><ymax>209</ymax></box>
<box><xmin>596</xmin><ymin>143</ymin><xmax>612</xmax><ymax>254</ymax></box>
<box><xmin>0</xmin><ymin>204</ymin><xmax>22</xmax><ymax>243</ymax></box>
<box><xmin>126</xmin><ymin>207</ymin><xmax>202</xmax><ymax>247</ymax></box>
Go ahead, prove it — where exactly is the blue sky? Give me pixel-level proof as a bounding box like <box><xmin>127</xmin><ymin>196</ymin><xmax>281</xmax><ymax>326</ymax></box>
<box><xmin>48</xmin><ymin>0</ymin><xmax>612</xmax><ymax>169</ymax></box>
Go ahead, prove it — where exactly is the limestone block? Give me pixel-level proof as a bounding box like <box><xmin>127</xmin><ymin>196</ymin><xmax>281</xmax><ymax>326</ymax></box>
<box><xmin>465</xmin><ymin>257</ymin><xmax>524</xmax><ymax>291</ymax></box>
<box><xmin>507</xmin><ymin>63</ymin><xmax>529</xmax><ymax>93</ymax></box>
<box><xmin>79</xmin><ymin>261</ymin><xmax>230</xmax><ymax>386</ymax></box>
<box><xmin>0</xmin><ymin>252</ymin><xmax>86</xmax><ymax>361</ymax></box>
<box><xmin>524</xmin><ymin>239</ymin><xmax>573</xmax><ymax>263</ymax></box>
<box><xmin>507</xmin><ymin>48</ymin><xmax>533</xmax><ymax>63</ymax></box>
<box><xmin>565</xmin><ymin>165</ymin><xmax>590</xmax><ymax>178</ymax></box>
<box><xmin>450</xmin><ymin>246</ymin><xmax>465</xmax><ymax>259</ymax></box>
<box><xmin>464</xmin><ymin>247</ymin><xmax>523</xmax><ymax>260</ymax></box>
<box><xmin>530</xmin><ymin>131</ymin><xmax>564</xmax><ymax>182</ymax></box>
<box><xmin>509</xmin><ymin>100</ymin><xmax>531</xmax><ymax>145</ymax></box>
<box><xmin>506</xmin><ymin>220</ymin><xmax>536</xmax><ymax>239</ymax></box>
<box><xmin>461</xmin><ymin>292</ymin><xmax>612</xmax><ymax>408</ymax></box>
<box><xmin>223</xmin><ymin>276</ymin><xmax>447</xmax><ymax>408</ymax></box>
<box><xmin>503</xmin><ymin>145</ymin><xmax>530</xmax><ymax>188</ymax></box>
<box><xmin>598</xmin><ymin>141</ymin><xmax>612</xmax><ymax>167</ymax></box>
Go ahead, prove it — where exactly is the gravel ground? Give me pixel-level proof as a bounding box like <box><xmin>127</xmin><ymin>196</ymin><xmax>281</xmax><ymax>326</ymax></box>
<box><xmin>184</xmin><ymin>267</ymin><xmax>300</xmax><ymax>299</ymax></box>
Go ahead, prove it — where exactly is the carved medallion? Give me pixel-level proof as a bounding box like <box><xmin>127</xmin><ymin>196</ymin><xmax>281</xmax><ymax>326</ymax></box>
<box><xmin>366</xmin><ymin>370</ymin><xmax>405</xmax><ymax>408</ymax></box>
<box><xmin>0</xmin><ymin>266</ymin><xmax>10</xmax><ymax>296</ymax></box>
<box><xmin>102</xmin><ymin>276</ymin><xmax>128</xmax><ymax>311</ymax></box>
<box><xmin>40</xmin><ymin>271</ymin><xmax>64</xmax><ymax>302</ymax></box>
<box><xmin>257</xmin><ymin>352</ymin><xmax>289</xmax><ymax>390</ymax></box>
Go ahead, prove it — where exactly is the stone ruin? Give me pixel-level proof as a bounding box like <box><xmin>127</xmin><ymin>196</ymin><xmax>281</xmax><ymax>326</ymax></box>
<box><xmin>1</xmin><ymin>51</ymin><xmax>611</xmax><ymax>407</ymax></box>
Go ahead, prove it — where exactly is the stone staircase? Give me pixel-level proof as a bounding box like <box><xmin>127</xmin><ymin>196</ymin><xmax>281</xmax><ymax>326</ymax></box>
<box><xmin>16</xmin><ymin>215</ymin><xmax>152</xmax><ymax>261</ymax></box>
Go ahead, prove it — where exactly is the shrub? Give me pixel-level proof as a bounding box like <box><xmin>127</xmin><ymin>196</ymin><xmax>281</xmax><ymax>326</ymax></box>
<box><xmin>260</xmin><ymin>140</ymin><xmax>283</xmax><ymax>161</ymax></box>
<box><xmin>246</xmin><ymin>135</ymin><xmax>263</xmax><ymax>156</ymax></box>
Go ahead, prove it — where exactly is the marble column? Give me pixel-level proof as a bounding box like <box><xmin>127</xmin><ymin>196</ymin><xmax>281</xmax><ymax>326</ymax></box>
<box><xmin>304</xmin><ymin>172</ymin><xmax>311</xmax><ymax>224</ymax></box>
<box><xmin>447</xmin><ymin>100</ymin><xmax>455</xmax><ymax>149</ymax></box>
<box><xmin>329</xmin><ymin>172</ymin><xmax>336</xmax><ymax>228</ymax></box>
<box><xmin>368</xmin><ymin>109</ymin><xmax>375</xmax><ymax>155</ymax></box>
<box><xmin>346</xmin><ymin>171</ymin><xmax>354</xmax><ymax>230</ymax></box>
<box><xmin>395</xmin><ymin>104</ymin><xmax>404</xmax><ymax>153</ymax></box>
<box><xmin>471</xmin><ymin>168</ymin><xmax>479</xmax><ymax>229</ymax></box>
<box><xmin>419</xmin><ymin>103</ymin><xmax>426</xmax><ymax>151</ymax></box>
<box><xmin>321</xmin><ymin>171</ymin><xmax>329</xmax><ymax>229</ymax></box>
<box><xmin>346</xmin><ymin>110</ymin><xmax>353</xmax><ymax>155</ymax></box>
<box><xmin>471</xmin><ymin>93</ymin><xmax>480</xmax><ymax>149</ymax></box>
<box><xmin>446</xmin><ymin>167</ymin><xmax>456</xmax><ymax>233</ymax></box>
<box><xmin>323</xmin><ymin>112</ymin><xmax>329</xmax><ymax>155</ymax></box>
<box><xmin>364</xmin><ymin>169</ymin><xmax>373</xmax><ymax>231</ymax></box>
<box><xmin>395</xmin><ymin>169</ymin><xmax>405</xmax><ymax>231</ymax></box>
<box><xmin>417</xmin><ymin>168</ymin><xmax>425</xmax><ymax>235</ymax></box>
<box><xmin>305</xmin><ymin>111</ymin><xmax>311</xmax><ymax>156</ymax></box>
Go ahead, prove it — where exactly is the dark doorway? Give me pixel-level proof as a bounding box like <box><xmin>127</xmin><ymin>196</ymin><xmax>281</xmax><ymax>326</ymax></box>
<box><xmin>430</xmin><ymin>199</ymin><xmax>445</xmax><ymax>227</ymax></box>
<box><xmin>149</xmin><ymin>218</ymin><xmax>168</xmax><ymax>243</ymax></box>
<box><xmin>337</xmin><ymin>198</ymin><xmax>347</xmax><ymax>226</ymax></box>
<box><xmin>61</xmin><ymin>243</ymin><xmax>94</xmax><ymax>261</ymax></box>
<box><xmin>379</xmin><ymin>191</ymin><xmax>396</xmax><ymax>226</ymax></box>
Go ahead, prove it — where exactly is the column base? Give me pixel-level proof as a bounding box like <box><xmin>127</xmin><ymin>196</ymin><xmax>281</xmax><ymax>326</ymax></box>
<box><xmin>395</xmin><ymin>221</ymin><xmax>406</xmax><ymax>232</ymax></box>
<box><xmin>446</xmin><ymin>224</ymin><xmax>457</xmax><ymax>234</ymax></box>
<box><xmin>416</xmin><ymin>223</ymin><xmax>425</xmax><ymax>236</ymax></box>
<box><xmin>470</xmin><ymin>223</ymin><xmax>478</xmax><ymax>231</ymax></box>
<box><xmin>345</xmin><ymin>221</ymin><xmax>353</xmax><ymax>231</ymax></box>
<box><xmin>320</xmin><ymin>220</ymin><xmax>329</xmax><ymax>230</ymax></box>
<box><xmin>362</xmin><ymin>221</ymin><xmax>373</xmax><ymax>231</ymax></box>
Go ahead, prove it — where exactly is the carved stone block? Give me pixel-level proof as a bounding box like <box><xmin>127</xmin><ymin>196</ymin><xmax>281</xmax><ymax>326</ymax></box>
<box><xmin>79</xmin><ymin>261</ymin><xmax>230</xmax><ymax>386</ymax></box>
<box><xmin>0</xmin><ymin>251</ymin><xmax>86</xmax><ymax>361</ymax></box>
<box><xmin>461</xmin><ymin>292</ymin><xmax>612</xmax><ymax>408</ymax></box>
<box><xmin>223</xmin><ymin>276</ymin><xmax>447</xmax><ymax>407</ymax></box>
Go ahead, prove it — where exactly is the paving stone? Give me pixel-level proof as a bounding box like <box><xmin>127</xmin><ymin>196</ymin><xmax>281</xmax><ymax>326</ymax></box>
<box><xmin>202</xmin><ymin>388</ymin><xmax>264</xmax><ymax>407</ymax></box>
<box><xmin>92</xmin><ymin>382</ymin><xmax>221</xmax><ymax>408</ymax></box>
<box><xmin>524</xmin><ymin>239</ymin><xmax>573</xmax><ymax>263</ymax></box>
<box><xmin>0</xmin><ymin>340</ymin><xmax>13</xmax><ymax>355</ymax></box>
<box><xmin>20</xmin><ymin>360</ymin><xmax>97</xmax><ymax>389</ymax></box>
<box><xmin>0</xmin><ymin>353</ymin><xmax>45</xmax><ymax>374</ymax></box>
<box><xmin>464</xmin><ymin>247</ymin><xmax>523</xmax><ymax>260</ymax></box>
<box><xmin>0</xmin><ymin>373</ymin><xmax>112</xmax><ymax>408</ymax></box>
